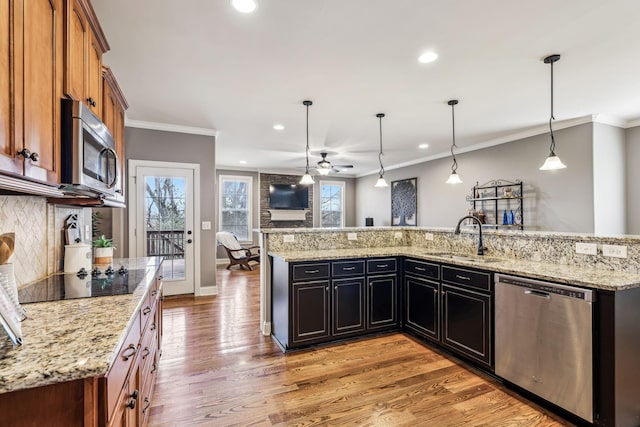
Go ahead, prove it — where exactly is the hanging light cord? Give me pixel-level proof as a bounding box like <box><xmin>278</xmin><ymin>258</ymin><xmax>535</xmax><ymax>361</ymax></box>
<box><xmin>378</xmin><ymin>114</ymin><xmax>385</xmax><ymax>176</ymax></box>
<box><xmin>548</xmin><ymin>59</ymin><xmax>556</xmax><ymax>155</ymax></box>
<box><xmin>305</xmin><ymin>102</ymin><xmax>310</xmax><ymax>173</ymax></box>
<box><xmin>450</xmin><ymin>102</ymin><xmax>458</xmax><ymax>173</ymax></box>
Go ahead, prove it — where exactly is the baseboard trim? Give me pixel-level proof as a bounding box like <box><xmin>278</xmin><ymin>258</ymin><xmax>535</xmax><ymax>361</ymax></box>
<box><xmin>261</xmin><ymin>321</ymin><xmax>272</xmax><ymax>336</ymax></box>
<box><xmin>216</xmin><ymin>258</ymin><xmax>228</xmax><ymax>265</ymax></box>
<box><xmin>197</xmin><ymin>286</ymin><xmax>218</xmax><ymax>296</ymax></box>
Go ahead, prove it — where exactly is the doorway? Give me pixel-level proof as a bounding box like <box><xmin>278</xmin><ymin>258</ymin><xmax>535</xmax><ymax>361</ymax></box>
<box><xmin>128</xmin><ymin>160</ymin><xmax>201</xmax><ymax>295</ymax></box>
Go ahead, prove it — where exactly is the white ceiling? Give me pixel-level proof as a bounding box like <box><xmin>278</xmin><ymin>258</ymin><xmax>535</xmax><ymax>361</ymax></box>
<box><xmin>92</xmin><ymin>0</ymin><xmax>640</xmax><ymax>177</ymax></box>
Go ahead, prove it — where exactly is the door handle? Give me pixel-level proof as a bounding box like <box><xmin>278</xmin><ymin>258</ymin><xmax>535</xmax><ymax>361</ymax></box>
<box><xmin>524</xmin><ymin>290</ymin><xmax>550</xmax><ymax>299</ymax></box>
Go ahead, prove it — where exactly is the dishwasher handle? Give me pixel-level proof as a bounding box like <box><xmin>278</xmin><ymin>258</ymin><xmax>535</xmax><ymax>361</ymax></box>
<box><xmin>525</xmin><ymin>289</ymin><xmax>551</xmax><ymax>299</ymax></box>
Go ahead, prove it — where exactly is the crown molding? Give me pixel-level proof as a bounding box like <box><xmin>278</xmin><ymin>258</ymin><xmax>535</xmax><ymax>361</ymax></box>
<box><xmin>125</xmin><ymin>118</ymin><xmax>218</xmax><ymax>137</ymax></box>
<box><xmin>625</xmin><ymin>118</ymin><xmax>640</xmax><ymax>129</ymax></box>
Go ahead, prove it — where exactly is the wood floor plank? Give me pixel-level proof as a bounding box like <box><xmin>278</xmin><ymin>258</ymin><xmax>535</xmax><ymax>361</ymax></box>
<box><xmin>148</xmin><ymin>266</ymin><xmax>573</xmax><ymax>426</ymax></box>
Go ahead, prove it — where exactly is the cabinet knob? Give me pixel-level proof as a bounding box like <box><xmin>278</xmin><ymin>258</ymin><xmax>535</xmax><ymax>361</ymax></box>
<box><xmin>187</xmin><ymin>239</ymin><xmax>193</xmax><ymax>244</ymax></box>
<box><xmin>142</xmin><ymin>397</ymin><xmax>151</xmax><ymax>413</ymax></box>
<box><xmin>143</xmin><ymin>306</ymin><xmax>152</xmax><ymax>315</ymax></box>
<box><xmin>17</xmin><ymin>148</ymin><xmax>38</xmax><ymax>162</ymax></box>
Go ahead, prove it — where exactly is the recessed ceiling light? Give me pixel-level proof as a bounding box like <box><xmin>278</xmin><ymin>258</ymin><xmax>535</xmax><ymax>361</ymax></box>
<box><xmin>418</xmin><ymin>51</ymin><xmax>438</xmax><ymax>64</ymax></box>
<box><xmin>231</xmin><ymin>0</ymin><xmax>257</xmax><ymax>13</ymax></box>
<box><xmin>419</xmin><ymin>143</ymin><xmax>429</xmax><ymax>149</ymax></box>
<box><xmin>239</xmin><ymin>160</ymin><xmax>247</xmax><ymax>164</ymax></box>
<box><xmin>273</xmin><ymin>124</ymin><xmax>285</xmax><ymax>131</ymax></box>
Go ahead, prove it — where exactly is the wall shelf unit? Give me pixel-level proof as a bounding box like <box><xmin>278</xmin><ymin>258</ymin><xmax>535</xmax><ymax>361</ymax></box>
<box><xmin>466</xmin><ymin>179</ymin><xmax>524</xmax><ymax>230</ymax></box>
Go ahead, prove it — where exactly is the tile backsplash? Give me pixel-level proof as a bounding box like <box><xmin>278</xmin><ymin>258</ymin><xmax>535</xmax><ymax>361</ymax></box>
<box><xmin>0</xmin><ymin>196</ymin><xmax>90</xmax><ymax>286</ymax></box>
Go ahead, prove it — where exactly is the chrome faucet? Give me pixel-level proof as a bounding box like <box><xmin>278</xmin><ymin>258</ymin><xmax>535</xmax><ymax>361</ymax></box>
<box><xmin>454</xmin><ymin>215</ymin><xmax>487</xmax><ymax>256</ymax></box>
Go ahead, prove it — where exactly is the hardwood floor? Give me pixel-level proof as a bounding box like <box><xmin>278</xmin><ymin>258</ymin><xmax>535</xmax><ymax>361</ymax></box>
<box><xmin>148</xmin><ymin>266</ymin><xmax>572</xmax><ymax>426</ymax></box>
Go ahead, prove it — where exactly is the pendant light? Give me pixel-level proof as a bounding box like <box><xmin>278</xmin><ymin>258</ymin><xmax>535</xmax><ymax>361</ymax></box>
<box><xmin>539</xmin><ymin>54</ymin><xmax>567</xmax><ymax>170</ymax></box>
<box><xmin>299</xmin><ymin>100</ymin><xmax>315</xmax><ymax>185</ymax></box>
<box><xmin>445</xmin><ymin>100</ymin><xmax>463</xmax><ymax>184</ymax></box>
<box><xmin>374</xmin><ymin>113</ymin><xmax>388</xmax><ymax>188</ymax></box>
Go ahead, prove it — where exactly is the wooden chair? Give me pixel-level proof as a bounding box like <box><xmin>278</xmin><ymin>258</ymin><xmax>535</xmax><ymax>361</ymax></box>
<box><xmin>216</xmin><ymin>231</ymin><xmax>260</xmax><ymax>270</ymax></box>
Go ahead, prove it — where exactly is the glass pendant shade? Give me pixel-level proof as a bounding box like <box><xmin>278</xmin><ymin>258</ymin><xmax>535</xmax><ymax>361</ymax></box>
<box><xmin>445</xmin><ymin>171</ymin><xmax>463</xmax><ymax>184</ymax></box>
<box><xmin>300</xmin><ymin>173</ymin><xmax>315</xmax><ymax>185</ymax></box>
<box><xmin>375</xmin><ymin>176</ymin><xmax>388</xmax><ymax>188</ymax></box>
<box><xmin>539</xmin><ymin>153</ymin><xmax>567</xmax><ymax>170</ymax></box>
<box><xmin>317</xmin><ymin>167</ymin><xmax>331</xmax><ymax>176</ymax></box>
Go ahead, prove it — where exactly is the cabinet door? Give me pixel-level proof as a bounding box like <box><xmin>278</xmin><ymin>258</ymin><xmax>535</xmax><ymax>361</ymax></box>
<box><xmin>0</xmin><ymin>0</ymin><xmax>23</xmax><ymax>175</ymax></box>
<box><xmin>65</xmin><ymin>0</ymin><xmax>88</xmax><ymax>103</ymax></box>
<box><xmin>22</xmin><ymin>0</ymin><xmax>62</xmax><ymax>184</ymax></box>
<box><xmin>87</xmin><ymin>31</ymin><xmax>102</xmax><ymax>115</ymax></box>
<box><xmin>441</xmin><ymin>284</ymin><xmax>492</xmax><ymax>368</ymax></box>
<box><xmin>368</xmin><ymin>274</ymin><xmax>397</xmax><ymax>330</ymax></box>
<box><xmin>405</xmin><ymin>275</ymin><xmax>439</xmax><ymax>341</ymax></box>
<box><xmin>291</xmin><ymin>280</ymin><xmax>330</xmax><ymax>344</ymax></box>
<box><xmin>332</xmin><ymin>277</ymin><xmax>365</xmax><ymax>337</ymax></box>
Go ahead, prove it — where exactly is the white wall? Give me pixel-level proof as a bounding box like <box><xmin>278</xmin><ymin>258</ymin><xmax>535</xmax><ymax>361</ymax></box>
<box><xmin>356</xmin><ymin>123</ymin><xmax>595</xmax><ymax>232</ymax></box>
<box><xmin>627</xmin><ymin>126</ymin><xmax>640</xmax><ymax>235</ymax></box>
<box><xmin>593</xmin><ymin>123</ymin><xmax>626</xmax><ymax>235</ymax></box>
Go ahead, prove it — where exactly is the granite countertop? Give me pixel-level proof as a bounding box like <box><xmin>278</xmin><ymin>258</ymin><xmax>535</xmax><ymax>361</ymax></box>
<box><xmin>268</xmin><ymin>247</ymin><xmax>640</xmax><ymax>291</ymax></box>
<box><xmin>0</xmin><ymin>257</ymin><xmax>163</xmax><ymax>394</ymax></box>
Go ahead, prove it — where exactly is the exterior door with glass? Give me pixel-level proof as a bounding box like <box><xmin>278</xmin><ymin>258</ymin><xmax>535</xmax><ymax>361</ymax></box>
<box><xmin>130</xmin><ymin>162</ymin><xmax>196</xmax><ymax>295</ymax></box>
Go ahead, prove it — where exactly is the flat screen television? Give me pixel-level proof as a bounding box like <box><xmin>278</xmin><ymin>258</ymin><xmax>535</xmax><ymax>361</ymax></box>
<box><xmin>269</xmin><ymin>184</ymin><xmax>309</xmax><ymax>210</ymax></box>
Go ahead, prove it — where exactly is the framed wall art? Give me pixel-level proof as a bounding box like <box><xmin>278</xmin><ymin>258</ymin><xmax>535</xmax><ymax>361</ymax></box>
<box><xmin>391</xmin><ymin>177</ymin><xmax>417</xmax><ymax>226</ymax></box>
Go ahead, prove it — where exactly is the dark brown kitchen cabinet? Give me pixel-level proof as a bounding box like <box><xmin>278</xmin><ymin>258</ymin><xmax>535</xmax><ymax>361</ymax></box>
<box><xmin>0</xmin><ymin>0</ymin><xmax>63</xmax><ymax>185</ymax></box>
<box><xmin>440</xmin><ymin>265</ymin><xmax>493</xmax><ymax>369</ymax></box>
<box><xmin>403</xmin><ymin>259</ymin><xmax>440</xmax><ymax>340</ymax></box>
<box><xmin>403</xmin><ymin>259</ymin><xmax>493</xmax><ymax>370</ymax></box>
<box><xmin>332</xmin><ymin>277</ymin><xmax>366</xmax><ymax>337</ymax></box>
<box><xmin>291</xmin><ymin>280</ymin><xmax>331</xmax><ymax>344</ymax></box>
<box><xmin>272</xmin><ymin>257</ymin><xmax>400</xmax><ymax>351</ymax></box>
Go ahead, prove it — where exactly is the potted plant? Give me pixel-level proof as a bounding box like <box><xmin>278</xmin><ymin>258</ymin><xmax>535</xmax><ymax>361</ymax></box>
<box><xmin>93</xmin><ymin>235</ymin><xmax>116</xmax><ymax>265</ymax></box>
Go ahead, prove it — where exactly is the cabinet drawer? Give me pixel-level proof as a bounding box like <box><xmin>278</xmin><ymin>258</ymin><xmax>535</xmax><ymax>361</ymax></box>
<box><xmin>105</xmin><ymin>311</ymin><xmax>141</xmax><ymax>422</ymax></box>
<box><xmin>332</xmin><ymin>260</ymin><xmax>365</xmax><ymax>277</ymax></box>
<box><xmin>292</xmin><ymin>263</ymin><xmax>330</xmax><ymax>281</ymax></box>
<box><xmin>441</xmin><ymin>265</ymin><xmax>491</xmax><ymax>292</ymax></box>
<box><xmin>366</xmin><ymin>258</ymin><xmax>397</xmax><ymax>274</ymax></box>
<box><xmin>404</xmin><ymin>259</ymin><xmax>439</xmax><ymax>280</ymax></box>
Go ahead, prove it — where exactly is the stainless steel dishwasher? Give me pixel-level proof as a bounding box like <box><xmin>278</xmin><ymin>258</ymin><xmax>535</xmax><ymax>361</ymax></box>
<box><xmin>495</xmin><ymin>274</ymin><xmax>594</xmax><ymax>423</ymax></box>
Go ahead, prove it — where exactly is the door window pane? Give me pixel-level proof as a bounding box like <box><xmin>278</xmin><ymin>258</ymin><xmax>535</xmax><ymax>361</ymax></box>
<box><xmin>320</xmin><ymin>181</ymin><xmax>345</xmax><ymax>228</ymax></box>
<box><xmin>144</xmin><ymin>176</ymin><xmax>186</xmax><ymax>280</ymax></box>
<box><xmin>219</xmin><ymin>175</ymin><xmax>252</xmax><ymax>241</ymax></box>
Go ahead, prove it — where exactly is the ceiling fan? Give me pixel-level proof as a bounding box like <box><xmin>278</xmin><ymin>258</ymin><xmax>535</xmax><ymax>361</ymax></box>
<box><xmin>315</xmin><ymin>152</ymin><xmax>353</xmax><ymax>175</ymax></box>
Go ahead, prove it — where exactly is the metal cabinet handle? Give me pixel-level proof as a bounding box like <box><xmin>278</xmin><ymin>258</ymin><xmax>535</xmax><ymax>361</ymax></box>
<box><xmin>455</xmin><ymin>275</ymin><xmax>471</xmax><ymax>281</ymax></box>
<box><xmin>343</xmin><ymin>266</ymin><xmax>356</xmax><ymax>271</ymax></box>
<box><xmin>126</xmin><ymin>389</ymin><xmax>139</xmax><ymax>409</ymax></box>
<box><xmin>150</xmin><ymin>322</ymin><xmax>157</xmax><ymax>331</ymax></box>
<box><xmin>86</xmin><ymin>97</ymin><xmax>96</xmax><ymax>107</ymax></box>
<box><xmin>152</xmin><ymin>290</ymin><xmax>158</xmax><ymax>296</ymax></box>
<box><xmin>142</xmin><ymin>397</ymin><xmax>151</xmax><ymax>413</ymax></box>
<box><xmin>415</xmin><ymin>267</ymin><xmax>426</xmax><ymax>271</ymax></box>
<box><xmin>377</xmin><ymin>264</ymin><xmax>388</xmax><ymax>268</ymax></box>
<box><xmin>143</xmin><ymin>306</ymin><xmax>152</xmax><ymax>315</ymax></box>
<box><xmin>122</xmin><ymin>344</ymin><xmax>137</xmax><ymax>361</ymax></box>
<box><xmin>187</xmin><ymin>239</ymin><xmax>193</xmax><ymax>244</ymax></box>
<box><xmin>150</xmin><ymin>363</ymin><xmax>157</xmax><ymax>374</ymax></box>
<box><xmin>433</xmin><ymin>288</ymin><xmax>438</xmax><ymax>293</ymax></box>
<box><xmin>17</xmin><ymin>148</ymin><xmax>38</xmax><ymax>161</ymax></box>
<box><xmin>305</xmin><ymin>269</ymin><xmax>319</xmax><ymax>274</ymax></box>
<box><xmin>142</xmin><ymin>347</ymin><xmax>151</xmax><ymax>359</ymax></box>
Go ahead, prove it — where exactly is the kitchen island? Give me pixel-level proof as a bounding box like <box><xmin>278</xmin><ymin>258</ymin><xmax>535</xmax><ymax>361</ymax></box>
<box><xmin>0</xmin><ymin>257</ymin><xmax>163</xmax><ymax>426</ymax></box>
<box><xmin>262</xmin><ymin>227</ymin><xmax>640</xmax><ymax>427</ymax></box>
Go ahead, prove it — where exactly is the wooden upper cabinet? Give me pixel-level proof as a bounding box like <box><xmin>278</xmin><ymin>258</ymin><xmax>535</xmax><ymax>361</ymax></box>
<box><xmin>0</xmin><ymin>0</ymin><xmax>23</xmax><ymax>175</ymax></box>
<box><xmin>22</xmin><ymin>0</ymin><xmax>64</xmax><ymax>183</ymax></box>
<box><xmin>0</xmin><ymin>0</ymin><xmax>63</xmax><ymax>185</ymax></box>
<box><xmin>64</xmin><ymin>0</ymin><xmax>108</xmax><ymax>113</ymax></box>
<box><xmin>102</xmin><ymin>65</ymin><xmax>128</xmax><ymax>200</ymax></box>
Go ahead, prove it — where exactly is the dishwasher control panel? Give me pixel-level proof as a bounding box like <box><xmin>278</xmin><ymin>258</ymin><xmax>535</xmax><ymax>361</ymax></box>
<box><xmin>495</xmin><ymin>274</ymin><xmax>594</xmax><ymax>301</ymax></box>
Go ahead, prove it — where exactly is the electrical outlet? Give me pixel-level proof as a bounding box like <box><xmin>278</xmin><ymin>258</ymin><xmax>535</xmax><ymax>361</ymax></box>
<box><xmin>602</xmin><ymin>244</ymin><xmax>627</xmax><ymax>258</ymax></box>
<box><xmin>394</xmin><ymin>232</ymin><xmax>403</xmax><ymax>239</ymax></box>
<box><xmin>425</xmin><ymin>232</ymin><xmax>434</xmax><ymax>241</ymax></box>
<box><xmin>575</xmin><ymin>242</ymin><xmax>597</xmax><ymax>255</ymax></box>
<box><xmin>347</xmin><ymin>233</ymin><xmax>358</xmax><ymax>241</ymax></box>
<box><xmin>283</xmin><ymin>234</ymin><xmax>295</xmax><ymax>243</ymax></box>
<box><xmin>201</xmin><ymin>221</ymin><xmax>211</xmax><ymax>230</ymax></box>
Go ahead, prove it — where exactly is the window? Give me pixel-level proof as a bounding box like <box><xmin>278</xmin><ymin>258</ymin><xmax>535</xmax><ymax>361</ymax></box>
<box><xmin>219</xmin><ymin>175</ymin><xmax>252</xmax><ymax>241</ymax></box>
<box><xmin>320</xmin><ymin>181</ymin><xmax>345</xmax><ymax>228</ymax></box>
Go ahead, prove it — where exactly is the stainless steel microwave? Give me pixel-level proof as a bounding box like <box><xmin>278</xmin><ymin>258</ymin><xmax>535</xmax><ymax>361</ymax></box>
<box><xmin>60</xmin><ymin>99</ymin><xmax>120</xmax><ymax>197</ymax></box>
